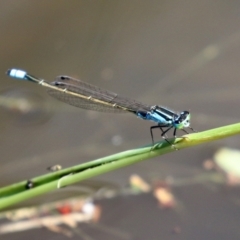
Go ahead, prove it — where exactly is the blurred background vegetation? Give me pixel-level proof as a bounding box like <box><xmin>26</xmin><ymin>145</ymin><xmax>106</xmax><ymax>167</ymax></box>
<box><xmin>1</xmin><ymin>1</ymin><xmax>240</xmax><ymax>239</ymax></box>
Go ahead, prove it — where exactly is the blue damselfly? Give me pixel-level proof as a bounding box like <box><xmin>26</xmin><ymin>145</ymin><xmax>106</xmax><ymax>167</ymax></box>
<box><xmin>7</xmin><ymin>69</ymin><xmax>194</xmax><ymax>146</ymax></box>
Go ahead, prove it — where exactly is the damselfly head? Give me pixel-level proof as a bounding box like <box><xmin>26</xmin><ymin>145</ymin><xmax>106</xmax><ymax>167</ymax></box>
<box><xmin>174</xmin><ymin>111</ymin><xmax>191</xmax><ymax>129</ymax></box>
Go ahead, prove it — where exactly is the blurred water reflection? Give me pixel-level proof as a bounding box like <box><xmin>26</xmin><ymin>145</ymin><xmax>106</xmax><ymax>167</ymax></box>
<box><xmin>0</xmin><ymin>87</ymin><xmax>52</xmax><ymax>125</ymax></box>
<box><xmin>1</xmin><ymin>1</ymin><xmax>240</xmax><ymax>238</ymax></box>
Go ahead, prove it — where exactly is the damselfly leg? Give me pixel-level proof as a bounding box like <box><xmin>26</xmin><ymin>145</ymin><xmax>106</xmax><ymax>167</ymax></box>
<box><xmin>150</xmin><ymin>125</ymin><xmax>196</xmax><ymax>149</ymax></box>
<box><xmin>150</xmin><ymin>125</ymin><xmax>173</xmax><ymax>146</ymax></box>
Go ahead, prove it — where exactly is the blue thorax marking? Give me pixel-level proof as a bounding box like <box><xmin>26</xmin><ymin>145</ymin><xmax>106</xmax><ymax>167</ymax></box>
<box><xmin>136</xmin><ymin>105</ymin><xmax>177</xmax><ymax>126</ymax></box>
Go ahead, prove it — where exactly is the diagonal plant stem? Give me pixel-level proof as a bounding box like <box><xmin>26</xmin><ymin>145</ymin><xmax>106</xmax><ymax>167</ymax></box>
<box><xmin>0</xmin><ymin>122</ymin><xmax>240</xmax><ymax>211</ymax></box>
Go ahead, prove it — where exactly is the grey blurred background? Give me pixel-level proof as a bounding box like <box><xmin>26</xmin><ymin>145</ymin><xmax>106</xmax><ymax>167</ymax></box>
<box><xmin>1</xmin><ymin>1</ymin><xmax>240</xmax><ymax>239</ymax></box>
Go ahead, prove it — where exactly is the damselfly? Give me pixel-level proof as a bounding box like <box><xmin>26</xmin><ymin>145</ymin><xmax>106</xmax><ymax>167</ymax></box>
<box><xmin>7</xmin><ymin>69</ymin><xmax>194</xmax><ymax>146</ymax></box>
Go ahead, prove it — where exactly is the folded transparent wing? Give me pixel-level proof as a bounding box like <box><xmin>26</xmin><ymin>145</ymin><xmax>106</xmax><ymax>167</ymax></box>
<box><xmin>47</xmin><ymin>76</ymin><xmax>151</xmax><ymax>113</ymax></box>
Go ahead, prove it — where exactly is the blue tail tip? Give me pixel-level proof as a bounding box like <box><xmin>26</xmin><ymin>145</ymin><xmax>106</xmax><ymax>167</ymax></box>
<box><xmin>7</xmin><ymin>69</ymin><xmax>27</xmax><ymax>79</ymax></box>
